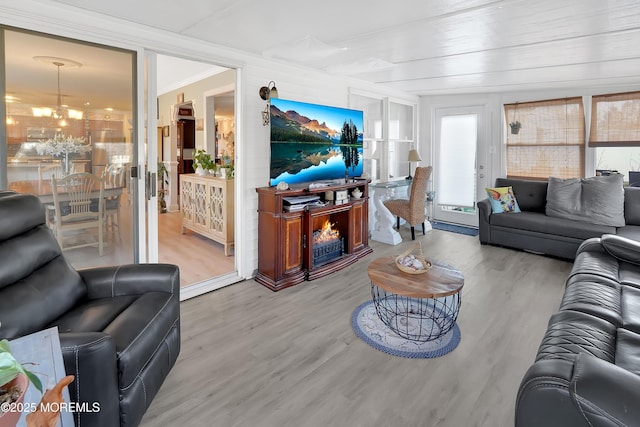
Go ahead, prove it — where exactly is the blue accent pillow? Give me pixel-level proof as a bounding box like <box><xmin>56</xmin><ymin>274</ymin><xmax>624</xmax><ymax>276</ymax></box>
<box><xmin>486</xmin><ymin>186</ymin><xmax>521</xmax><ymax>214</ymax></box>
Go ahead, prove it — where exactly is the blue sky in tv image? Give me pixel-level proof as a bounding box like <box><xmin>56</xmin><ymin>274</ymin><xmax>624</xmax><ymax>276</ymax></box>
<box><xmin>270</xmin><ymin>98</ymin><xmax>363</xmax><ymax>134</ymax></box>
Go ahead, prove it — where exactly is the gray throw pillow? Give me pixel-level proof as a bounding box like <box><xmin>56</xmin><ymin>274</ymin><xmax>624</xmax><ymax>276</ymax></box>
<box><xmin>546</xmin><ymin>177</ymin><xmax>582</xmax><ymax>219</ymax></box>
<box><xmin>545</xmin><ymin>175</ymin><xmax>625</xmax><ymax>227</ymax></box>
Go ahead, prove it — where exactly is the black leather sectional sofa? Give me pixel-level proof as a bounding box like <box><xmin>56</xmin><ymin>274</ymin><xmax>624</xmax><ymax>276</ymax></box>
<box><xmin>516</xmin><ymin>234</ymin><xmax>640</xmax><ymax>426</ymax></box>
<box><xmin>0</xmin><ymin>191</ymin><xmax>180</xmax><ymax>427</ymax></box>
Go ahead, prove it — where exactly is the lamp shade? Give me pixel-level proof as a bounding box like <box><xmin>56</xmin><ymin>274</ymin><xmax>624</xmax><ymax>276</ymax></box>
<box><xmin>408</xmin><ymin>149</ymin><xmax>422</xmax><ymax>162</ymax></box>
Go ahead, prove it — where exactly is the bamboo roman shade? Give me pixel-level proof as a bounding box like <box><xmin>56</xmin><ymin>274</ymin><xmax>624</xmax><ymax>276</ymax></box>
<box><xmin>504</xmin><ymin>97</ymin><xmax>585</xmax><ymax>179</ymax></box>
<box><xmin>589</xmin><ymin>91</ymin><xmax>640</xmax><ymax>147</ymax></box>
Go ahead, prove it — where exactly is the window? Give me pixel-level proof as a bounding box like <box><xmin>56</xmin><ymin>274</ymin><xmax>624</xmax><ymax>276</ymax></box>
<box><xmin>350</xmin><ymin>94</ymin><xmax>383</xmax><ymax>180</ymax></box>
<box><xmin>590</xmin><ymin>92</ymin><xmax>640</xmax><ymax>147</ymax></box>
<box><xmin>349</xmin><ymin>93</ymin><xmax>417</xmax><ymax>182</ymax></box>
<box><xmin>504</xmin><ymin>97</ymin><xmax>585</xmax><ymax>179</ymax></box>
<box><xmin>388</xmin><ymin>101</ymin><xmax>415</xmax><ymax>180</ymax></box>
<box><xmin>590</xmin><ymin>92</ymin><xmax>640</xmax><ymax>183</ymax></box>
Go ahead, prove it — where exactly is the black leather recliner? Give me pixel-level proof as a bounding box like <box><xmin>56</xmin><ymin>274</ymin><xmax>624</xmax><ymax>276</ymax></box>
<box><xmin>0</xmin><ymin>191</ymin><xmax>180</xmax><ymax>427</ymax></box>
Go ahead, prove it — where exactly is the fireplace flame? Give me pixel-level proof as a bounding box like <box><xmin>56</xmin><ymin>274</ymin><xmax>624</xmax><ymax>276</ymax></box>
<box><xmin>314</xmin><ymin>220</ymin><xmax>340</xmax><ymax>243</ymax></box>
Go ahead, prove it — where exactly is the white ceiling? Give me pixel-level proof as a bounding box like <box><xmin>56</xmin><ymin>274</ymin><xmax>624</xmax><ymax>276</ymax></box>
<box><xmin>49</xmin><ymin>0</ymin><xmax>640</xmax><ymax>96</ymax></box>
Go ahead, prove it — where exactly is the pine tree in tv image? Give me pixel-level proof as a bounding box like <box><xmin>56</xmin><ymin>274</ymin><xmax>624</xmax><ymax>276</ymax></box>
<box><xmin>269</xmin><ymin>98</ymin><xmax>364</xmax><ymax>186</ymax></box>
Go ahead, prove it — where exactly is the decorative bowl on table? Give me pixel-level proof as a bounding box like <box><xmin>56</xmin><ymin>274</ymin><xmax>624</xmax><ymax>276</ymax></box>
<box><xmin>395</xmin><ymin>241</ymin><xmax>432</xmax><ymax>274</ymax></box>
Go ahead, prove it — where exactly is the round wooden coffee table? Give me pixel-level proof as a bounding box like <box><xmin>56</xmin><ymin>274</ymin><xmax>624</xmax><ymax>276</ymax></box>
<box><xmin>367</xmin><ymin>256</ymin><xmax>464</xmax><ymax>342</ymax></box>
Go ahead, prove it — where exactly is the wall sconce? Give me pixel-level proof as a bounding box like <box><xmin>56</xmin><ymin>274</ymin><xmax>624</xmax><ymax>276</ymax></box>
<box><xmin>259</xmin><ymin>81</ymin><xmax>278</xmax><ymax>101</ymax></box>
<box><xmin>407</xmin><ymin>148</ymin><xmax>422</xmax><ymax>180</ymax></box>
<box><xmin>259</xmin><ymin>81</ymin><xmax>279</xmax><ymax>126</ymax></box>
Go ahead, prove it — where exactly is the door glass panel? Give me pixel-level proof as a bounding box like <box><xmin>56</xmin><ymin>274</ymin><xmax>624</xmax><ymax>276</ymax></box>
<box><xmin>3</xmin><ymin>28</ymin><xmax>135</xmax><ymax>268</ymax></box>
<box><xmin>437</xmin><ymin>114</ymin><xmax>477</xmax><ymax>208</ymax></box>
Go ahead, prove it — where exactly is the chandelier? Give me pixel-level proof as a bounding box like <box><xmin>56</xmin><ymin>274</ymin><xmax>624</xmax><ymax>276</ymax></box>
<box><xmin>32</xmin><ymin>57</ymin><xmax>84</xmax><ymax>125</ymax></box>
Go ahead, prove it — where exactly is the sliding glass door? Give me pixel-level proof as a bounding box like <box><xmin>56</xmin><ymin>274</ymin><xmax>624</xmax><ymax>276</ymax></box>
<box><xmin>2</xmin><ymin>27</ymin><xmax>137</xmax><ymax>267</ymax></box>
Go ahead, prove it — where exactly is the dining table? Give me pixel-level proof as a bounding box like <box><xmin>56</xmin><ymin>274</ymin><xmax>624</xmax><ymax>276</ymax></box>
<box><xmin>8</xmin><ymin>178</ymin><xmax>124</xmax><ymax>204</ymax></box>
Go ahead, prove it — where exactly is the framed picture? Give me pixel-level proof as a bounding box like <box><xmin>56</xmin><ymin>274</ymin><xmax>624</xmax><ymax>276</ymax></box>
<box><xmin>196</xmin><ymin>118</ymin><xmax>204</xmax><ymax>131</ymax></box>
<box><xmin>163</xmin><ymin>126</ymin><xmax>170</xmax><ymax>137</ymax></box>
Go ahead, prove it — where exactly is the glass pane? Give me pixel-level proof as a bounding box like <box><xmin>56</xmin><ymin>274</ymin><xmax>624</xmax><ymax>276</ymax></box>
<box><xmin>389</xmin><ymin>101</ymin><xmax>413</xmax><ymax>140</ymax></box>
<box><xmin>4</xmin><ymin>29</ymin><xmax>135</xmax><ymax>268</ymax></box>
<box><xmin>596</xmin><ymin>147</ymin><xmax>640</xmax><ymax>182</ymax></box>
<box><xmin>350</xmin><ymin>94</ymin><xmax>383</xmax><ymax>139</ymax></box>
<box><xmin>350</xmin><ymin>94</ymin><xmax>383</xmax><ymax>180</ymax></box>
<box><xmin>438</xmin><ymin>114</ymin><xmax>477</xmax><ymax>207</ymax></box>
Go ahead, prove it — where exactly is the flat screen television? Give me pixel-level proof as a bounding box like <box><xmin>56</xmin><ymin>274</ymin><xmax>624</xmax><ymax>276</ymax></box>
<box><xmin>269</xmin><ymin>98</ymin><xmax>364</xmax><ymax>186</ymax></box>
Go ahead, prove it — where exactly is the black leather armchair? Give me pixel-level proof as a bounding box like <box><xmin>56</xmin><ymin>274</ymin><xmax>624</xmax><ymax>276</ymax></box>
<box><xmin>0</xmin><ymin>191</ymin><xmax>180</xmax><ymax>427</ymax></box>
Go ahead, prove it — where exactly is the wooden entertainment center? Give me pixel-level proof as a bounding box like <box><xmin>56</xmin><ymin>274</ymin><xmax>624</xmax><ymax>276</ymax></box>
<box><xmin>256</xmin><ymin>179</ymin><xmax>373</xmax><ymax>291</ymax></box>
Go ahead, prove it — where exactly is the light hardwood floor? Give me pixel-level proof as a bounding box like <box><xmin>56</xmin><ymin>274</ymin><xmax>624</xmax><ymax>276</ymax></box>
<box><xmin>61</xmin><ymin>205</ymin><xmax>235</xmax><ymax>287</ymax></box>
<box><xmin>140</xmin><ymin>228</ymin><xmax>572</xmax><ymax>427</ymax></box>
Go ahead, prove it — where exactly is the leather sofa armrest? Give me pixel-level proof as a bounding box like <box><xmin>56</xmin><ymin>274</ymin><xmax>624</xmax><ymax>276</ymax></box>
<box><xmin>601</xmin><ymin>233</ymin><xmax>640</xmax><ymax>265</ymax></box>
<box><xmin>59</xmin><ymin>332</ymin><xmax>120</xmax><ymax>427</ymax></box>
<box><xmin>78</xmin><ymin>263</ymin><xmax>179</xmax><ymax>299</ymax></box>
<box><xmin>571</xmin><ymin>352</ymin><xmax>640</xmax><ymax>427</ymax></box>
<box><xmin>575</xmin><ymin>237</ymin><xmax>607</xmax><ymax>256</ymax></box>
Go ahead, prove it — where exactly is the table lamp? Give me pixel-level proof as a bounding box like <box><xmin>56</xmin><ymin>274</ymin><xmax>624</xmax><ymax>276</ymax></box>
<box><xmin>407</xmin><ymin>149</ymin><xmax>422</xmax><ymax>180</ymax></box>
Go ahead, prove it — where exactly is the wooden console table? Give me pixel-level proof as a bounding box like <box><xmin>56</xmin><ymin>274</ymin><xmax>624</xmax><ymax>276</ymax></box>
<box><xmin>256</xmin><ymin>180</ymin><xmax>373</xmax><ymax>291</ymax></box>
<box><xmin>180</xmin><ymin>174</ymin><xmax>234</xmax><ymax>256</ymax></box>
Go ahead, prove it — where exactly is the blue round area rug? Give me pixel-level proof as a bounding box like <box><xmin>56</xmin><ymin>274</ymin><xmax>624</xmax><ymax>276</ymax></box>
<box><xmin>351</xmin><ymin>300</ymin><xmax>461</xmax><ymax>358</ymax></box>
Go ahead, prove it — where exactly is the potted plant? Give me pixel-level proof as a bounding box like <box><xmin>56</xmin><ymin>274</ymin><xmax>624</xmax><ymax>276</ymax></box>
<box><xmin>208</xmin><ymin>162</ymin><xmax>218</xmax><ymax>176</ymax></box>
<box><xmin>0</xmin><ymin>339</ymin><xmax>43</xmax><ymax>426</ymax></box>
<box><xmin>219</xmin><ymin>152</ymin><xmax>233</xmax><ymax>179</ymax></box>
<box><xmin>224</xmin><ymin>164</ymin><xmax>234</xmax><ymax>179</ymax></box>
<box><xmin>509</xmin><ymin>120</ymin><xmax>522</xmax><ymax>134</ymax></box>
<box><xmin>193</xmin><ymin>149</ymin><xmax>212</xmax><ymax>176</ymax></box>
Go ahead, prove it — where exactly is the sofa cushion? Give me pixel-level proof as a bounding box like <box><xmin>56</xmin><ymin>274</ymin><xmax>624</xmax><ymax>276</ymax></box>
<box><xmin>617</xmin><ymin>225</ymin><xmax>640</xmax><ymax>241</ymax></box>
<box><xmin>486</xmin><ymin>186</ymin><xmax>521</xmax><ymax>213</ymax></box>
<box><xmin>560</xmin><ymin>279</ymin><xmax>622</xmax><ymax>327</ymax></box>
<box><xmin>536</xmin><ymin>310</ymin><xmax>616</xmax><ymax>364</ymax></box>
<box><xmin>614</xmin><ymin>328</ymin><xmax>640</xmax><ymax>375</ymax></box>
<box><xmin>546</xmin><ymin>175</ymin><xmax>625</xmax><ymax>227</ymax></box>
<box><xmin>624</xmin><ymin>187</ymin><xmax>640</xmax><ymax>225</ymax></box>
<box><xmin>622</xmin><ymin>286</ymin><xmax>640</xmax><ymax>335</ymax></box>
<box><xmin>50</xmin><ymin>296</ymin><xmax>138</xmax><ymax>333</ymax></box>
<box><xmin>490</xmin><ymin>211</ymin><xmax>615</xmax><ymax>240</ymax></box>
<box><xmin>495</xmin><ymin>178</ymin><xmax>547</xmax><ymax>212</ymax></box>
<box><xmin>0</xmin><ymin>226</ymin><xmax>87</xmax><ymax>340</ymax></box>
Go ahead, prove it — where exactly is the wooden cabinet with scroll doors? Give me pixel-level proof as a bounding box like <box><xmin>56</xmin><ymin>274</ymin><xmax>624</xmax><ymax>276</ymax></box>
<box><xmin>256</xmin><ymin>180</ymin><xmax>372</xmax><ymax>291</ymax></box>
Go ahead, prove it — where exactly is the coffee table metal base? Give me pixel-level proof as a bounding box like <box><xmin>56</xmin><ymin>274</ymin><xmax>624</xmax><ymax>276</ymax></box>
<box><xmin>371</xmin><ymin>284</ymin><xmax>461</xmax><ymax>342</ymax></box>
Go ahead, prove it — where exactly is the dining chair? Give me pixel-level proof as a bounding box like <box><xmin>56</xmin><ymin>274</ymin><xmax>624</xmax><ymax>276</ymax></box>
<box><xmin>102</xmin><ymin>164</ymin><xmax>125</xmax><ymax>241</ymax></box>
<box><xmin>50</xmin><ymin>172</ymin><xmax>104</xmax><ymax>256</ymax></box>
<box><xmin>383</xmin><ymin>166</ymin><xmax>433</xmax><ymax>240</ymax></box>
<box><xmin>38</xmin><ymin>163</ymin><xmax>69</xmax><ymax>183</ymax></box>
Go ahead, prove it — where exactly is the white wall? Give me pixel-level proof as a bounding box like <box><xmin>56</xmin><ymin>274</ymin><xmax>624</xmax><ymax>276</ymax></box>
<box><xmin>0</xmin><ymin>1</ymin><xmax>416</xmax><ymax>280</ymax></box>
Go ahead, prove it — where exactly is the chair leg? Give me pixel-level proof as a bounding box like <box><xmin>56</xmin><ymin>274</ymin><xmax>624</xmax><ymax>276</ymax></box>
<box><xmin>396</xmin><ymin>216</ymin><xmax>400</xmax><ymax>230</ymax></box>
<box><xmin>98</xmin><ymin>217</ymin><xmax>104</xmax><ymax>257</ymax></box>
<box><xmin>422</xmin><ymin>222</ymin><xmax>426</xmax><ymax>235</ymax></box>
<box><xmin>411</xmin><ymin>226</ymin><xmax>415</xmax><ymax>240</ymax></box>
<box><xmin>116</xmin><ymin>208</ymin><xmax>122</xmax><ymax>241</ymax></box>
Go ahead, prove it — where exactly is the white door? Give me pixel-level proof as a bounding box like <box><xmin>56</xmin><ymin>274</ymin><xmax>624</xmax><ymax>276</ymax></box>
<box><xmin>433</xmin><ymin>106</ymin><xmax>487</xmax><ymax>227</ymax></box>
